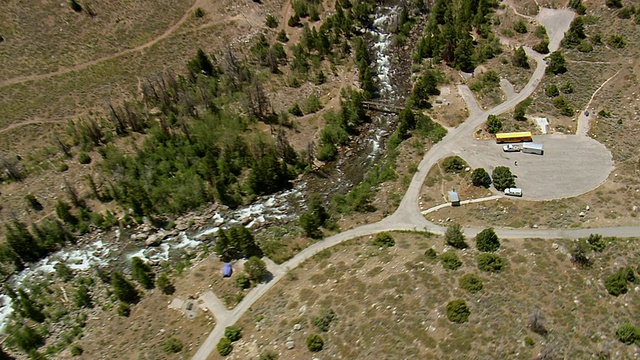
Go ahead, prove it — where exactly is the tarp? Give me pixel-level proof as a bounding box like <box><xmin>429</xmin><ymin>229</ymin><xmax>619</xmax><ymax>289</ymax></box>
<box><xmin>222</xmin><ymin>263</ymin><xmax>232</xmax><ymax>277</ymax></box>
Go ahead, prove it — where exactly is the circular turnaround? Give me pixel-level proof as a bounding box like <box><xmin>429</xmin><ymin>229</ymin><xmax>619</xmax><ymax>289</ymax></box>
<box><xmin>456</xmin><ymin>134</ymin><xmax>613</xmax><ymax>201</ymax></box>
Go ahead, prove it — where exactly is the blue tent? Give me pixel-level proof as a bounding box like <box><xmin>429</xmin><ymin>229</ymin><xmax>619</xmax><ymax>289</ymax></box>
<box><xmin>222</xmin><ymin>263</ymin><xmax>233</xmax><ymax>277</ymax></box>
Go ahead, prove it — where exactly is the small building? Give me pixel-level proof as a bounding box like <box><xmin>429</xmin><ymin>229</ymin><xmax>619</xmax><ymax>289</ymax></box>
<box><xmin>448</xmin><ymin>190</ymin><xmax>460</xmax><ymax>206</ymax></box>
<box><xmin>222</xmin><ymin>263</ymin><xmax>233</xmax><ymax>277</ymax></box>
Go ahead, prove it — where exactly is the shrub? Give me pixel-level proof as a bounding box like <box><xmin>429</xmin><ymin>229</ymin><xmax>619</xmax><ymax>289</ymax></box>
<box><xmin>477</xmin><ymin>253</ymin><xmax>505</xmax><ymax>272</ymax></box>
<box><xmin>59</xmin><ymin>163</ymin><xmax>69</xmax><ymax>172</ymax></box>
<box><xmin>513</xmin><ymin>20</ymin><xmax>528</xmax><ymax>33</ymax></box>
<box><xmin>441</xmin><ymin>252</ymin><xmax>462</xmax><ymax>270</ymax></box>
<box><xmin>259</xmin><ymin>349</ymin><xmax>279</xmax><ymax>360</ymax></box>
<box><xmin>163</xmin><ymin>337</ymin><xmax>184</xmax><ymax>353</ymax></box>
<box><xmin>534</xmin><ymin>25</ymin><xmax>547</xmax><ymax>38</ymax></box>
<box><xmin>194</xmin><ymin>7</ymin><xmax>205</xmax><ymax>18</ymax></box>
<box><xmin>117</xmin><ymin>302</ymin><xmax>130</xmax><ymax>317</ymax></box>
<box><xmin>217</xmin><ymin>337</ymin><xmax>233</xmax><ymax>356</ymax></box>
<box><xmin>70</xmin><ymin>344</ymin><xmax>83</xmax><ymax>356</ymax></box>
<box><xmin>560</xmin><ymin>82</ymin><xmax>574</xmax><ymax>94</ymax></box>
<box><xmin>524</xmin><ymin>336</ymin><xmax>535</xmax><ymax>347</ymax></box>
<box><xmin>303</xmin><ymin>94</ymin><xmax>322</xmax><ymax>113</ymax></box>
<box><xmin>235</xmin><ymin>273</ymin><xmax>251</xmax><ymax>289</ymax></box>
<box><xmin>604</xmin><ymin>270</ymin><xmax>628</xmax><ymax>296</ymax></box>
<box><xmin>577</xmin><ymin>40</ymin><xmax>593</xmax><ymax>52</ymax></box>
<box><xmin>276</xmin><ymin>29</ymin><xmax>289</xmax><ymax>42</ymax></box>
<box><xmin>445</xmin><ymin>224</ymin><xmax>467</xmax><ymax>249</ymax></box>
<box><xmin>586</xmin><ymin>234</ymin><xmax>606</xmax><ymax>252</ymax></box>
<box><xmin>225</xmin><ymin>326</ymin><xmax>242</xmax><ymax>342</ymax></box>
<box><xmin>475</xmin><ymin>228</ymin><xmax>500</xmax><ymax>252</ymax></box>
<box><xmin>570</xmin><ymin>240</ymin><xmax>592</xmax><ymax>268</ymax></box>
<box><xmin>312</xmin><ymin>308</ymin><xmax>337</xmax><ymax>332</ymax></box>
<box><xmin>69</xmin><ymin>0</ymin><xmax>82</xmax><ymax>12</ymax></box>
<box><xmin>622</xmin><ymin>266</ymin><xmax>636</xmax><ymax>283</ymax></box>
<box><xmin>157</xmin><ymin>273</ymin><xmax>175</xmax><ymax>295</ymax></box>
<box><xmin>616</xmin><ymin>322</ymin><xmax>637</xmax><ymax>345</ymax></box>
<box><xmin>373</xmin><ymin>232</ymin><xmax>395</xmax><ymax>248</ymax></box>
<box><xmin>306</xmin><ymin>334</ymin><xmax>324</xmax><ymax>352</ymax></box>
<box><xmin>446</xmin><ymin>299</ymin><xmax>470</xmax><ymax>323</ymax></box>
<box><xmin>425</xmin><ymin>248</ymin><xmax>437</xmax><ymax>260</ymax></box>
<box><xmin>546</xmin><ymin>51</ymin><xmax>567</xmax><ymax>75</ymax></box>
<box><xmin>533</xmin><ymin>40</ymin><xmax>550</xmax><ymax>54</ymax></box>
<box><xmin>459</xmin><ymin>273</ymin><xmax>483</xmax><ymax>293</ymax></box>
<box><xmin>529</xmin><ymin>309</ymin><xmax>548</xmax><ymax>336</ymax></box>
<box><xmin>244</xmin><ymin>256</ymin><xmax>269</xmax><ymax>282</ymax></box>
<box><xmin>545</xmin><ymin>84</ymin><xmax>559</xmax><ymax>97</ymax></box>
<box><xmin>554</xmin><ymin>96</ymin><xmax>574</xmax><ymax>116</ymax></box>
<box><xmin>605</xmin><ymin>0</ymin><xmax>622</xmax><ymax>8</ymax></box>
<box><xmin>288</xmin><ymin>14</ymin><xmax>302</xmax><ymax>27</ymax></box>
<box><xmin>288</xmin><ymin>103</ymin><xmax>304</xmax><ymax>116</ymax></box>
<box><xmin>265</xmin><ymin>14</ymin><xmax>279</xmax><ymax>28</ymax></box>
<box><xmin>25</xmin><ymin>194</ymin><xmax>43</xmax><ymax>211</ymax></box>
<box><xmin>442</xmin><ymin>156</ymin><xmax>467</xmax><ymax>173</ymax></box>
<box><xmin>486</xmin><ymin>115</ymin><xmax>503</xmax><ymax>134</ymax></box>
<box><xmin>471</xmin><ymin>168</ymin><xmax>491</xmax><ymax>188</ymax></box>
<box><xmin>608</xmin><ymin>34</ymin><xmax>625</xmax><ymax>48</ymax></box>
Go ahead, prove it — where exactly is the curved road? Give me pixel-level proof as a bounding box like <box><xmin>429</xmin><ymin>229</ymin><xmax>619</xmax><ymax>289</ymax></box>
<box><xmin>192</xmin><ymin>7</ymin><xmax>634</xmax><ymax>360</ymax></box>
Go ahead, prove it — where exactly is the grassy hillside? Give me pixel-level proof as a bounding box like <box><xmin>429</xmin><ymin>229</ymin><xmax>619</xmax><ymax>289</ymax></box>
<box><xmin>228</xmin><ymin>231</ymin><xmax>639</xmax><ymax>359</ymax></box>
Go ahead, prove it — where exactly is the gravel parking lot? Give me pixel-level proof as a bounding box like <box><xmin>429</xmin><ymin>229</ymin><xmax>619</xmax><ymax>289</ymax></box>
<box><xmin>453</xmin><ymin>134</ymin><xmax>613</xmax><ymax>200</ymax></box>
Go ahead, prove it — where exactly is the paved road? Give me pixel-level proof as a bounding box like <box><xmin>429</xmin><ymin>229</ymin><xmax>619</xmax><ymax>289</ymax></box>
<box><xmin>192</xmin><ymin>8</ymin><xmax>635</xmax><ymax>360</ymax></box>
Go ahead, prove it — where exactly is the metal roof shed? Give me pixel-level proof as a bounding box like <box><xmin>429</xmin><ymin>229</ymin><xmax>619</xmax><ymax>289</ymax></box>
<box><xmin>448</xmin><ymin>190</ymin><xmax>460</xmax><ymax>206</ymax></box>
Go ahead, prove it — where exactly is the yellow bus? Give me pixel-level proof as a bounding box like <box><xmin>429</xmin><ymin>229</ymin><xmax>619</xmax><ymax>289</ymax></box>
<box><xmin>495</xmin><ymin>132</ymin><xmax>532</xmax><ymax>143</ymax></box>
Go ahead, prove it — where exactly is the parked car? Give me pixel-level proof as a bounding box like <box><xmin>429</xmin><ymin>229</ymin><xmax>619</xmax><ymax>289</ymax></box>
<box><xmin>504</xmin><ymin>188</ymin><xmax>523</xmax><ymax>197</ymax></box>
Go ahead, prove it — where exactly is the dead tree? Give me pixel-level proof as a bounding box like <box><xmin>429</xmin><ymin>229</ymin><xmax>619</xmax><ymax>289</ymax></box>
<box><xmin>528</xmin><ymin>308</ymin><xmax>548</xmax><ymax>336</ymax></box>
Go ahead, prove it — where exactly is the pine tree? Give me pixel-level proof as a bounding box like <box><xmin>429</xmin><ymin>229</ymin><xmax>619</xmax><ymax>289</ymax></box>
<box><xmin>131</xmin><ymin>257</ymin><xmax>155</xmax><ymax>289</ymax></box>
<box><xmin>512</xmin><ymin>46</ymin><xmax>529</xmax><ymax>68</ymax></box>
<box><xmin>187</xmin><ymin>48</ymin><xmax>215</xmax><ymax>77</ymax></box>
<box><xmin>111</xmin><ymin>272</ymin><xmax>139</xmax><ymax>304</ymax></box>
<box><xmin>5</xmin><ymin>221</ymin><xmax>44</xmax><ymax>263</ymax></box>
<box><xmin>454</xmin><ymin>36</ymin><xmax>475</xmax><ymax>72</ymax></box>
<box><xmin>214</xmin><ymin>229</ymin><xmax>236</xmax><ymax>261</ymax></box>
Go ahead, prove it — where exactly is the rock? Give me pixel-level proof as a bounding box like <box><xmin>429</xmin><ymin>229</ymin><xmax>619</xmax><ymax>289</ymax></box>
<box><xmin>585</xmin><ymin>205</ymin><xmax>590</xmax><ymax>211</ymax></box>
<box><xmin>293</xmin><ymin>323</ymin><xmax>301</xmax><ymax>331</ymax></box>
<box><xmin>145</xmin><ymin>234</ymin><xmax>162</xmax><ymax>247</ymax></box>
<box><xmin>532</xmin><ymin>224</ymin><xmax>539</xmax><ymax>229</ymax></box>
<box><xmin>286</xmin><ymin>341</ymin><xmax>295</xmax><ymax>350</ymax></box>
<box><xmin>131</xmin><ymin>232</ymin><xmax>148</xmax><ymax>241</ymax></box>
<box><xmin>579</xmin><ymin>211</ymin><xmax>586</xmax><ymax>217</ymax></box>
<box><xmin>633</xmin><ymin>205</ymin><xmax>638</xmax><ymax>212</ymax></box>
<box><xmin>299</xmin><ymin>305</ymin><xmax>306</xmax><ymax>315</ymax></box>
<box><xmin>176</xmin><ymin>223</ymin><xmax>188</xmax><ymax>231</ymax></box>
<box><xmin>149</xmin><ymin>107</ymin><xmax>162</xmax><ymax>116</ymax></box>
<box><xmin>552</xmin><ymin>243</ymin><xmax>559</xmax><ymax>250</ymax></box>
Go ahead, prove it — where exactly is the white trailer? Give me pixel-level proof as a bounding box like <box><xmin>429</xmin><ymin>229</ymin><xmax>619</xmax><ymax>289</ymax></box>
<box><xmin>522</xmin><ymin>143</ymin><xmax>543</xmax><ymax>155</ymax></box>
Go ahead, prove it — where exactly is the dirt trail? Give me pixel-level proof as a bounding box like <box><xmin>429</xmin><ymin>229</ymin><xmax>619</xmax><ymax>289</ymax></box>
<box><xmin>0</xmin><ymin>0</ymin><xmax>205</xmax><ymax>88</ymax></box>
<box><xmin>576</xmin><ymin>70</ymin><xmax>621</xmax><ymax>136</ymax></box>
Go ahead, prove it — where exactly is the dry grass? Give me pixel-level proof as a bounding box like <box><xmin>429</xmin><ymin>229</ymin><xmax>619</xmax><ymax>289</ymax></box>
<box><xmin>214</xmin><ymin>232</ymin><xmax>639</xmax><ymax>359</ymax></box>
<box><xmin>0</xmin><ymin>0</ymin><xmax>194</xmax><ymax>81</ymax></box>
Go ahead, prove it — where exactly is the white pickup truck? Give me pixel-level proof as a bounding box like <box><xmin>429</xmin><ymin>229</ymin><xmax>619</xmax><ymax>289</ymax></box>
<box><xmin>502</xmin><ymin>144</ymin><xmax>522</xmax><ymax>152</ymax></box>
